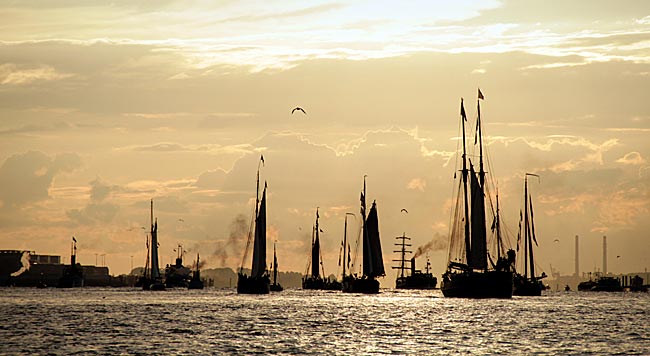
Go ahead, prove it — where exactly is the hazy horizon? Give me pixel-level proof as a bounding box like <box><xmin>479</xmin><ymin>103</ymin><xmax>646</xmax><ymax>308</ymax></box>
<box><xmin>1</xmin><ymin>1</ymin><xmax>648</xmax><ymax>280</ymax></box>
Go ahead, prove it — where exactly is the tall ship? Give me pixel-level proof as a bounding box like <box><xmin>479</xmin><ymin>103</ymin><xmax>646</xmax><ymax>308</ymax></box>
<box><xmin>270</xmin><ymin>243</ymin><xmax>283</xmax><ymax>292</ymax></box>
<box><xmin>513</xmin><ymin>173</ymin><xmax>547</xmax><ymax>296</ymax></box>
<box><xmin>302</xmin><ymin>208</ymin><xmax>341</xmax><ymax>290</ymax></box>
<box><xmin>237</xmin><ymin>155</ymin><xmax>271</xmax><ymax>294</ymax></box>
<box><xmin>441</xmin><ymin>91</ymin><xmax>515</xmax><ymax>298</ymax></box>
<box><xmin>138</xmin><ymin>200</ymin><xmax>166</xmax><ymax>291</ymax></box>
<box><xmin>57</xmin><ymin>237</ymin><xmax>84</xmax><ymax>288</ymax></box>
<box><xmin>342</xmin><ymin>176</ymin><xmax>385</xmax><ymax>294</ymax></box>
<box><xmin>393</xmin><ymin>234</ymin><xmax>437</xmax><ymax>289</ymax></box>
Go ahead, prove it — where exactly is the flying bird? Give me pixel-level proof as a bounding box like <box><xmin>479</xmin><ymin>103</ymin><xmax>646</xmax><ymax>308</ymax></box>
<box><xmin>291</xmin><ymin>107</ymin><xmax>306</xmax><ymax>115</ymax></box>
<box><xmin>178</xmin><ymin>218</ymin><xmax>184</xmax><ymax>222</ymax></box>
<box><xmin>400</xmin><ymin>208</ymin><xmax>408</xmax><ymax>213</ymax></box>
<box><xmin>553</xmin><ymin>239</ymin><xmax>560</xmax><ymax>243</ymax></box>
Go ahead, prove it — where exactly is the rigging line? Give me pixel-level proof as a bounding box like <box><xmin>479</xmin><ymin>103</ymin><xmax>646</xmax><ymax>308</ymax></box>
<box><xmin>239</xmin><ymin>196</ymin><xmax>257</xmax><ymax>272</ymax></box>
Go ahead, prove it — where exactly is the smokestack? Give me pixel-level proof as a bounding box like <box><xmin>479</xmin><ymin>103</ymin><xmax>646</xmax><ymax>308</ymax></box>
<box><xmin>574</xmin><ymin>235</ymin><xmax>579</xmax><ymax>277</ymax></box>
<box><xmin>603</xmin><ymin>235</ymin><xmax>607</xmax><ymax>275</ymax></box>
<box><xmin>410</xmin><ymin>257</ymin><xmax>416</xmax><ymax>276</ymax></box>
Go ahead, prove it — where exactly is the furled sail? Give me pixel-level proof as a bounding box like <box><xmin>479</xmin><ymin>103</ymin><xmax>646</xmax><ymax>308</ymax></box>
<box><xmin>150</xmin><ymin>200</ymin><xmax>161</xmax><ymax>280</ymax></box>
<box><xmin>251</xmin><ymin>187</ymin><xmax>267</xmax><ymax>278</ymax></box>
<box><xmin>469</xmin><ymin>163</ymin><xmax>487</xmax><ymax>270</ymax></box>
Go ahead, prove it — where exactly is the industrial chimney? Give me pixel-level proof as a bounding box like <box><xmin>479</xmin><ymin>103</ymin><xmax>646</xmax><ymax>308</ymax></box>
<box><xmin>574</xmin><ymin>235</ymin><xmax>579</xmax><ymax>277</ymax></box>
<box><xmin>603</xmin><ymin>235</ymin><xmax>607</xmax><ymax>275</ymax></box>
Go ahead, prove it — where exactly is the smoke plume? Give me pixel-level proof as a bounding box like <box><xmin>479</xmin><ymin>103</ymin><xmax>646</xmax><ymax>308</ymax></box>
<box><xmin>10</xmin><ymin>251</ymin><xmax>31</xmax><ymax>277</ymax></box>
<box><xmin>213</xmin><ymin>214</ymin><xmax>248</xmax><ymax>267</ymax></box>
<box><xmin>413</xmin><ymin>233</ymin><xmax>447</xmax><ymax>258</ymax></box>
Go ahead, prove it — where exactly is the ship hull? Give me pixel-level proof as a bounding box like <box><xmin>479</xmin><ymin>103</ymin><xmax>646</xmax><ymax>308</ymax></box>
<box><xmin>513</xmin><ymin>274</ymin><xmax>544</xmax><ymax>296</ymax></box>
<box><xmin>396</xmin><ymin>274</ymin><xmax>437</xmax><ymax>290</ymax></box>
<box><xmin>441</xmin><ymin>270</ymin><xmax>513</xmax><ymax>298</ymax></box>
<box><xmin>342</xmin><ymin>276</ymin><xmax>380</xmax><ymax>294</ymax></box>
<box><xmin>237</xmin><ymin>273</ymin><xmax>270</xmax><ymax>294</ymax></box>
<box><xmin>270</xmin><ymin>283</ymin><xmax>283</xmax><ymax>292</ymax></box>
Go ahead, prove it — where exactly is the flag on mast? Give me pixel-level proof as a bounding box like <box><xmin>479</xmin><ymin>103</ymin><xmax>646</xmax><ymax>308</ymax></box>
<box><xmin>478</xmin><ymin>88</ymin><xmax>484</xmax><ymax>100</ymax></box>
<box><xmin>460</xmin><ymin>99</ymin><xmax>467</xmax><ymax>121</ymax></box>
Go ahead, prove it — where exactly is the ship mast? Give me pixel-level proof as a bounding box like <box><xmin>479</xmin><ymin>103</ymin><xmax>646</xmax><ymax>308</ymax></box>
<box><xmin>460</xmin><ymin>99</ymin><xmax>472</xmax><ymax>267</ymax></box>
<box><xmin>392</xmin><ymin>233</ymin><xmax>412</xmax><ymax>278</ymax></box>
<box><xmin>342</xmin><ymin>213</ymin><xmax>354</xmax><ymax>278</ymax></box>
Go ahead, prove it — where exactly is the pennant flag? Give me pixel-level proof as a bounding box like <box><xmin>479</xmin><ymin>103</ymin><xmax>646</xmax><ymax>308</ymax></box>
<box><xmin>478</xmin><ymin>88</ymin><xmax>484</xmax><ymax>100</ymax></box>
<box><xmin>460</xmin><ymin>99</ymin><xmax>467</xmax><ymax>121</ymax></box>
<box><xmin>260</xmin><ymin>154</ymin><xmax>265</xmax><ymax>166</ymax></box>
<box><xmin>72</xmin><ymin>236</ymin><xmax>77</xmax><ymax>243</ymax></box>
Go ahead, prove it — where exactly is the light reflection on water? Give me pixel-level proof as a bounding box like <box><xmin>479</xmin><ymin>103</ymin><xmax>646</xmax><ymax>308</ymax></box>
<box><xmin>1</xmin><ymin>288</ymin><xmax>648</xmax><ymax>355</ymax></box>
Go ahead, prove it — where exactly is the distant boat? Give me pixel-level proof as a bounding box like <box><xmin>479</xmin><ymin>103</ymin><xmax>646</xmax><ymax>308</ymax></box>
<box><xmin>393</xmin><ymin>234</ymin><xmax>437</xmax><ymax>289</ymax></box>
<box><xmin>188</xmin><ymin>253</ymin><xmax>204</xmax><ymax>290</ymax></box>
<box><xmin>138</xmin><ymin>200</ymin><xmax>165</xmax><ymax>291</ymax></box>
<box><xmin>237</xmin><ymin>156</ymin><xmax>271</xmax><ymax>294</ymax></box>
<box><xmin>302</xmin><ymin>208</ymin><xmax>341</xmax><ymax>290</ymax></box>
<box><xmin>578</xmin><ymin>274</ymin><xmax>623</xmax><ymax>292</ymax></box>
<box><xmin>57</xmin><ymin>236</ymin><xmax>84</xmax><ymax>288</ymax></box>
<box><xmin>270</xmin><ymin>243</ymin><xmax>283</xmax><ymax>292</ymax></box>
<box><xmin>165</xmin><ymin>244</ymin><xmax>191</xmax><ymax>288</ymax></box>
<box><xmin>441</xmin><ymin>95</ymin><xmax>515</xmax><ymax>298</ymax></box>
<box><xmin>513</xmin><ymin>173</ymin><xmax>547</xmax><ymax>296</ymax></box>
<box><xmin>342</xmin><ymin>177</ymin><xmax>385</xmax><ymax>294</ymax></box>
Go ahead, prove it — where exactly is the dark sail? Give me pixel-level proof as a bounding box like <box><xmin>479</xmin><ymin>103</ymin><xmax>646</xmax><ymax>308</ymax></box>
<box><xmin>251</xmin><ymin>187</ymin><xmax>267</xmax><ymax>278</ymax></box>
<box><xmin>150</xmin><ymin>201</ymin><xmax>161</xmax><ymax>280</ymax></box>
<box><xmin>469</xmin><ymin>164</ymin><xmax>487</xmax><ymax>270</ymax></box>
<box><xmin>364</xmin><ymin>201</ymin><xmax>385</xmax><ymax>278</ymax></box>
<box><xmin>311</xmin><ymin>211</ymin><xmax>321</xmax><ymax>278</ymax></box>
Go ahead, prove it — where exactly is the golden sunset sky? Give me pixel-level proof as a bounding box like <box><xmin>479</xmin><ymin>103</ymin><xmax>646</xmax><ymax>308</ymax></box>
<box><xmin>1</xmin><ymin>1</ymin><xmax>648</xmax><ymax>280</ymax></box>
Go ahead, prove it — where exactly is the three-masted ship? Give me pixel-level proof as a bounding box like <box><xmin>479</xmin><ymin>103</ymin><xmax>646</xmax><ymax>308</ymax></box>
<box><xmin>342</xmin><ymin>177</ymin><xmax>385</xmax><ymax>294</ymax></box>
<box><xmin>513</xmin><ymin>173</ymin><xmax>547</xmax><ymax>296</ymax></box>
<box><xmin>441</xmin><ymin>91</ymin><xmax>515</xmax><ymax>298</ymax></box>
<box><xmin>393</xmin><ymin>234</ymin><xmax>437</xmax><ymax>289</ymax></box>
<box><xmin>237</xmin><ymin>155</ymin><xmax>271</xmax><ymax>294</ymax></box>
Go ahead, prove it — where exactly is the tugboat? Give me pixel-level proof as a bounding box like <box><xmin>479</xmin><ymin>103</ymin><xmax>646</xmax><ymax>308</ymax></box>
<box><xmin>393</xmin><ymin>234</ymin><xmax>437</xmax><ymax>289</ymax></box>
<box><xmin>237</xmin><ymin>155</ymin><xmax>271</xmax><ymax>294</ymax></box>
<box><xmin>57</xmin><ymin>236</ymin><xmax>84</xmax><ymax>288</ymax></box>
<box><xmin>578</xmin><ymin>273</ymin><xmax>623</xmax><ymax>292</ymax></box>
<box><xmin>441</xmin><ymin>92</ymin><xmax>515</xmax><ymax>298</ymax></box>
<box><xmin>342</xmin><ymin>176</ymin><xmax>385</xmax><ymax>294</ymax></box>
<box><xmin>270</xmin><ymin>243</ymin><xmax>283</xmax><ymax>292</ymax></box>
<box><xmin>187</xmin><ymin>253</ymin><xmax>204</xmax><ymax>290</ymax></box>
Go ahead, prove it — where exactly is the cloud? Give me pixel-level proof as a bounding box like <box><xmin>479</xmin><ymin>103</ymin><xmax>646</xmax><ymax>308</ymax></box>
<box><xmin>407</xmin><ymin>178</ymin><xmax>426</xmax><ymax>192</ymax></box>
<box><xmin>0</xmin><ymin>151</ymin><xmax>82</xmax><ymax>208</ymax></box>
<box><xmin>616</xmin><ymin>151</ymin><xmax>645</xmax><ymax>165</ymax></box>
<box><xmin>0</xmin><ymin>63</ymin><xmax>73</xmax><ymax>85</ymax></box>
<box><xmin>66</xmin><ymin>177</ymin><xmax>119</xmax><ymax>225</ymax></box>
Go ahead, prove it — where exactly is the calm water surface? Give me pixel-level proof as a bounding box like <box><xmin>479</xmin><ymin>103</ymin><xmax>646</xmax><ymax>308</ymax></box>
<box><xmin>0</xmin><ymin>288</ymin><xmax>648</xmax><ymax>355</ymax></box>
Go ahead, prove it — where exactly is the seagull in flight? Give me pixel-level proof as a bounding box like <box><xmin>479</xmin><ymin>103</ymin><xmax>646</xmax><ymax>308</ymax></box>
<box><xmin>553</xmin><ymin>239</ymin><xmax>560</xmax><ymax>243</ymax></box>
<box><xmin>291</xmin><ymin>107</ymin><xmax>307</xmax><ymax>115</ymax></box>
<box><xmin>400</xmin><ymin>208</ymin><xmax>408</xmax><ymax>213</ymax></box>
